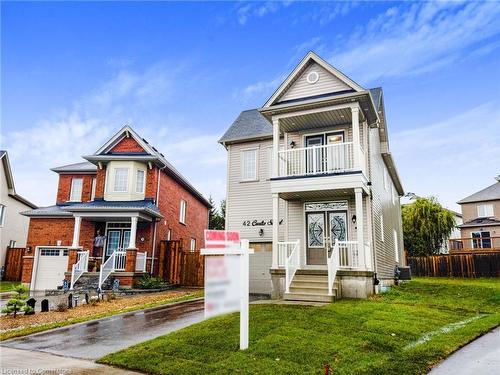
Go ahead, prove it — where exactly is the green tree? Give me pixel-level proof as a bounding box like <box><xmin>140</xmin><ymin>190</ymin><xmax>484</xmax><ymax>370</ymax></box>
<box><xmin>208</xmin><ymin>197</ymin><xmax>225</xmax><ymax>230</ymax></box>
<box><xmin>402</xmin><ymin>196</ymin><xmax>456</xmax><ymax>256</ymax></box>
<box><xmin>2</xmin><ymin>284</ymin><xmax>32</xmax><ymax>317</ymax></box>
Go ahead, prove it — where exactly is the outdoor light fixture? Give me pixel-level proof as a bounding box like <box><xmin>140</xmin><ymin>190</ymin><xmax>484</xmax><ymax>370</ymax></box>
<box><xmin>352</xmin><ymin>215</ymin><xmax>357</xmax><ymax>224</ymax></box>
<box><xmin>289</xmin><ymin>141</ymin><xmax>296</xmax><ymax>148</ymax></box>
<box><xmin>259</xmin><ymin>228</ymin><xmax>264</xmax><ymax>237</ymax></box>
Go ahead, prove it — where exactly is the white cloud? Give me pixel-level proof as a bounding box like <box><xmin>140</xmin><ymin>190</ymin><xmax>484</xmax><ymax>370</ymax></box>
<box><xmin>236</xmin><ymin>1</ymin><xmax>292</xmax><ymax>25</ymax></box>
<box><xmin>391</xmin><ymin>101</ymin><xmax>500</xmax><ymax>211</ymax></box>
<box><xmin>2</xmin><ymin>61</ymin><xmax>227</xmax><ymax>207</ymax></box>
<box><xmin>329</xmin><ymin>1</ymin><xmax>500</xmax><ymax>83</ymax></box>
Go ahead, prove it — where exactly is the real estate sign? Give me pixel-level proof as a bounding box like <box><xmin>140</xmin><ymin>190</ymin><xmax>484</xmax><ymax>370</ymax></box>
<box><xmin>201</xmin><ymin>230</ymin><xmax>253</xmax><ymax>350</ymax></box>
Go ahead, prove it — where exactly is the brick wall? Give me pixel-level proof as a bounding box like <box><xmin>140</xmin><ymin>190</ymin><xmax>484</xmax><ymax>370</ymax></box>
<box><xmin>56</xmin><ymin>174</ymin><xmax>96</xmax><ymax>204</ymax></box>
<box><xmin>27</xmin><ymin>218</ymin><xmax>96</xmax><ymax>251</ymax></box>
<box><xmin>94</xmin><ymin>168</ymin><xmax>107</xmax><ymax>199</ymax></box>
<box><xmin>110</xmin><ymin>137</ymin><xmax>145</xmax><ymax>153</ymax></box>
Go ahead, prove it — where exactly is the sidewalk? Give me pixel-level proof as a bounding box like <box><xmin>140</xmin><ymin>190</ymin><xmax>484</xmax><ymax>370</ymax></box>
<box><xmin>429</xmin><ymin>326</ymin><xmax>500</xmax><ymax>375</ymax></box>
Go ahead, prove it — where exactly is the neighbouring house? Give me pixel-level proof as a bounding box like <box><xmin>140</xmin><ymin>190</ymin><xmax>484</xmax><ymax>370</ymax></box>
<box><xmin>21</xmin><ymin>126</ymin><xmax>211</xmax><ymax>291</ymax></box>
<box><xmin>220</xmin><ymin>52</ymin><xmax>404</xmax><ymax>301</ymax></box>
<box><xmin>452</xmin><ymin>176</ymin><xmax>500</xmax><ymax>251</ymax></box>
<box><xmin>1</xmin><ymin>151</ymin><xmax>37</xmax><ymax>270</ymax></box>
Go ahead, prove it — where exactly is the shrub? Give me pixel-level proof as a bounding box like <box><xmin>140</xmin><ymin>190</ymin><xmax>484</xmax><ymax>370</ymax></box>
<box><xmin>24</xmin><ymin>306</ymin><xmax>35</xmax><ymax>315</ymax></box>
<box><xmin>88</xmin><ymin>296</ymin><xmax>100</xmax><ymax>306</ymax></box>
<box><xmin>56</xmin><ymin>302</ymin><xmax>68</xmax><ymax>312</ymax></box>
<box><xmin>134</xmin><ymin>275</ymin><xmax>168</xmax><ymax>289</ymax></box>
<box><xmin>1</xmin><ymin>285</ymin><xmax>30</xmax><ymax>318</ymax></box>
<box><xmin>106</xmin><ymin>292</ymin><xmax>117</xmax><ymax>302</ymax></box>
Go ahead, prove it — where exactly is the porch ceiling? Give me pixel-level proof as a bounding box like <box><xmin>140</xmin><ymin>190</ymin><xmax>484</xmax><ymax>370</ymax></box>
<box><xmin>279</xmin><ymin>187</ymin><xmax>361</xmax><ymax>200</ymax></box>
<box><xmin>279</xmin><ymin>107</ymin><xmax>362</xmax><ymax>133</ymax></box>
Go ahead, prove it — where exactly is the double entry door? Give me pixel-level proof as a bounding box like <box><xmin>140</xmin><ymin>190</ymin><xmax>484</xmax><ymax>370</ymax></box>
<box><xmin>306</xmin><ymin>210</ymin><xmax>348</xmax><ymax>265</ymax></box>
<box><xmin>305</xmin><ymin>131</ymin><xmax>345</xmax><ymax>174</ymax></box>
<box><xmin>105</xmin><ymin>225</ymin><xmax>131</xmax><ymax>259</ymax></box>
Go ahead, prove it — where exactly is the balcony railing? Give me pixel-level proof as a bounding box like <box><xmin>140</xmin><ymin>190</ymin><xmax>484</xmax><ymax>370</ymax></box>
<box><xmin>277</xmin><ymin>142</ymin><xmax>364</xmax><ymax>178</ymax></box>
<box><xmin>449</xmin><ymin>237</ymin><xmax>500</xmax><ymax>252</ymax></box>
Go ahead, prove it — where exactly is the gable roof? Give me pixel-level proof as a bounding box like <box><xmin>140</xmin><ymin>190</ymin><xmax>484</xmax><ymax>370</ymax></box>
<box><xmin>263</xmin><ymin>51</ymin><xmax>364</xmax><ymax>108</ymax></box>
<box><xmin>457</xmin><ymin>179</ymin><xmax>500</xmax><ymax>204</ymax></box>
<box><xmin>1</xmin><ymin>150</ymin><xmax>37</xmax><ymax>208</ymax></box>
<box><xmin>83</xmin><ymin>126</ymin><xmax>211</xmax><ymax>208</ymax></box>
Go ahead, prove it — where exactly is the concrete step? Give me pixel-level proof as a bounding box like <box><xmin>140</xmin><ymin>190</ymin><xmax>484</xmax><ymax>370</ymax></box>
<box><xmin>291</xmin><ymin>280</ymin><xmax>328</xmax><ymax>288</ymax></box>
<box><xmin>289</xmin><ymin>285</ymin><xmax>337</xmax><ymax>294</ymax></box>
<box><xmin>284</xmin><ymin>292</ymin><xmax>335</xmax><ymax>303</ymax></box>
<box><xmin>292</xmin><ymin>274</ymin><xmax>328</xmax><ymax>282</ymax></box>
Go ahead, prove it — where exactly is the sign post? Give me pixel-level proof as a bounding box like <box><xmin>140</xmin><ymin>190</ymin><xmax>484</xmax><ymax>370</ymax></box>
<box><xmin>201</xmin><ymin>230</ymin><xmax>253</xmax><ymax>350</ymax></box>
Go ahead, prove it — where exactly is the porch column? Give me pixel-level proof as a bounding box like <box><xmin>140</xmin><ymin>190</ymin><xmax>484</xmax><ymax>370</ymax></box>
<box><xmin>71</xmin><ymin>216</ymin><xmax>82</xmax><ymax>248</ymax></box>
<box><xmin>272</xmin><ymin>118</ymin><xmax>280</xmax><ymax>178</ymax></box>
<box><xmin>351</xmin><ymin>106</ymin><xmax>360</xmax><ymax>169</ymax></box>
<box><xmin>354</xmin><ymin>188</ymin><xmax>366</xmax><ymax>270</ymax></box>
<box><xmin>128</xmin><ymin>216</ymin><xmax>138</xmax><ymax>250</ymax></box>
<box><xmin>272</xmin><ymin>193</ymin><xmax>279</xmax><ymax>269</ymax></box>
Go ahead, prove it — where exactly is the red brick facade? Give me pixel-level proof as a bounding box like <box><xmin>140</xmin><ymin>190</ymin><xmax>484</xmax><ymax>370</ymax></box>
<box><xmin>24</xmin><ymin>133</ymin><xmax>210</xmax><ymax>288</ymax></box>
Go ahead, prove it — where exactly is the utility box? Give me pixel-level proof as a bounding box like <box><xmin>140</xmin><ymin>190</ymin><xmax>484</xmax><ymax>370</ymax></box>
<box><xmin>397</xmin><ymin>266</ymin><xmax>411</xmax><ymax>280</ymax></box>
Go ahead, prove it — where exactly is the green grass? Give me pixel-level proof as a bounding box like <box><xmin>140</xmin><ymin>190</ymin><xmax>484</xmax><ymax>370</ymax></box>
<box><xmin>1</xmin><ymin>291</ymin><xmax>203</xmax><ymax>341</ymax></box>
<box><xmin>100</xmin><ymin>278</ymin><xmax>500</xmax><ymax>375</ymax></box>
<box><xmin>0</xmin><ymin>281</ymin><xmax>21</xmax><ymax>293</ymax></box>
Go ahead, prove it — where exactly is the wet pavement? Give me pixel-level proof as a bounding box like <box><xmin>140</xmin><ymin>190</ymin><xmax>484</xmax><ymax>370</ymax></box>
<box><xmin>1</xmin><ymin>298</ymin><xmax>205</xmax><ymax>360</ymax></box>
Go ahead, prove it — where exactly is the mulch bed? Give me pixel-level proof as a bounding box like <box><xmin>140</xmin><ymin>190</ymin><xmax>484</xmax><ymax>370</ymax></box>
<box><xmin>1</xmin><ymin>289</ymin><xmax>197</xmax><ymax>332</ymax></box>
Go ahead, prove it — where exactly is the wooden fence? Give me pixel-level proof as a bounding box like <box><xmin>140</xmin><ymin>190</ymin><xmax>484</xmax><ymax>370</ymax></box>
<box><xmin>3</xmin><ymin>247</ymin><xmax>26</xmax><ymax>281</ymax></box>
<box><xmin>157</xmin><ymin>240</ymin><xmax>204</xmax><ymax>287</ymax></box>
<box><xmin>406</xmin><ymin>251</ymin><xmax>500</xmax><ymax>277</ymax></box>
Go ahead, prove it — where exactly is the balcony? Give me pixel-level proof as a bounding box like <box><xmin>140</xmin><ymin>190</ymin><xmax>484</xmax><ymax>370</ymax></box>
<box><xmin>449</xmin><ymin>237</ymin><xmax>500</xmax><ymax>252</ymax></box>
<box><xmin>277</xmin><ymin>142</ymin><xmax>365</xmax><ymax>178</ymax></box>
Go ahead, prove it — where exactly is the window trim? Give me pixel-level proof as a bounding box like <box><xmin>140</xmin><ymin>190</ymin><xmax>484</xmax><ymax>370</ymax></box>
<box><xmin>380</xmin><ymin>214</ymin><xmax>385</xmax><ymax>242</ymax></box>
<box><xmin>241</xmin><ymin>148</ymin><xmax>259</xmax><ymax>182</ymax></box>
<box><xmin>135</xmin><ymin>169</ymin><xmax>146</xmax><ymax>194</ymax></box>
<box><xmin>113</xmin><ymin>168</ymin><xmax>129</xmax><ymax>193</ymax></box>
<box><xmin>393</xmin><ymin>229</ymin><xmax>399</xmax><ymax>262</ymax></box>
<box><xmin>0</xmin><ymin>204</ymin><xmax>5</xmax><ymax>227</ymax></box>
<box><xmin>477</xmin><ymin>204</ymin><xmax>494</xmax><ymax>218</ymax></box>
<box><xmin>69</xmin><ymin>178</ymin><xmax>83</xmax><ymax>202</ymax></box>
<box><xmin>90</xmin><ymin>177</ymin><xmax>96</xmax><ymax>201</ymax></box>
<box><xmin>179</xmin><ymin>199</ymin><xmax>187</xmax><ymax>224</ymax></box>
<box><xmin>383</xmin><ymin>168</ymin><xmax>389</xmax><ymax>191</ymax></box>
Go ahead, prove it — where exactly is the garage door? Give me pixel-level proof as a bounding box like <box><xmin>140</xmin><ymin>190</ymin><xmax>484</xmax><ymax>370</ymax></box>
<box><xmin>32</xmin><ymin>248</ymin><xmax>68</xmax><ymax>290</ymax></box>
<box><xmin>249</xmin><ymin>252</ymin><xmax>272</xmax><ymax>295</ymax></box>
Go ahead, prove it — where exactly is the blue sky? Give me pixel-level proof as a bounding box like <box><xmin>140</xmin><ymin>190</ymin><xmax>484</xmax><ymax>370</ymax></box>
<box><xmin>2</xmin><ymin>1</ymin><xmax>499</xmax><ymax>211</ymax></box>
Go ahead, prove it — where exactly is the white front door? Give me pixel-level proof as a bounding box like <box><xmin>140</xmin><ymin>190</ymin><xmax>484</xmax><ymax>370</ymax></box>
<box><xmin>33</xmin><ymin>248</ymin><xmax>68</xmax><ymax>290</ymax></box>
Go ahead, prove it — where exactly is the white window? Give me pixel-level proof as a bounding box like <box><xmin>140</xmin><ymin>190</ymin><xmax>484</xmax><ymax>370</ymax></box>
<box><xmin>0</xmin><ymin>204</ymin><xmax>5</xmax><ymax>227</ymax></box>
<box><xmin>477</xmin><ymin>204</ymin><xmax>494</xmax><ymax>218</ymax></box>
<box><xmin>91</xmin><ymin>178</ymin><xmax>96</xmax><ymax>201</ymax></box>
<box><xmin>241</xmin><ymin>149</ymin><xmax>258</xmax><ymax>181</ymax></box>
<box><xmin>380</xmin><ymin>215</ymin><xmax>385</xmax><ymax>242</ymax></box>
<box><xmin>69</xmin><ymin>178</ymin><xmax>83</xmax><ymax>201</ymax></box>
<box><xmin>179</xmin><ymin>199</ymin><xmax>187</xmax><ymax>224</ymax></box>
<box><xmin>190</xmin><ymin>238</ymin><xmax>196</xmax><ymax>252</ymax></box>
<box><xmin>113</xmin><ymin>168</ymin><xmax>129</xmax><ymax>192</ymax></box>
<box><xmin>136</xmin><ymin>170</ymin><xmax>145</xmax><ymax>193</ymax></box>
<box><xmin>383</xmin><ymin>168</ymin><xmax>388</xmax><ymax>191</ymax></box>
<box><xmin>393</xmin><ymin>229</ymin><xmax>399</xmax><ymax>262</ymax></box>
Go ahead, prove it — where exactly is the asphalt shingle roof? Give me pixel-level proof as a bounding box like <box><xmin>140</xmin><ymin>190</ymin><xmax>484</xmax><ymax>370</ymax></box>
<box><xmin>22</xmin><ymin>205</ymin><xmax>73</xmax><ymax>217</ymax></box>
<box><xmin>458</xmin><ymin>180</ymin><xmax>500</xmax><ymax>204</ymax></box>
<box><xmin>458</xmin><ymin>217</ymin><xmax>500</xmax><ymax>228</ymax></box>
<box><xmin>51</xmin><ymin>161</ymin><xmax>97</xmax><ymax>173</ymax></box>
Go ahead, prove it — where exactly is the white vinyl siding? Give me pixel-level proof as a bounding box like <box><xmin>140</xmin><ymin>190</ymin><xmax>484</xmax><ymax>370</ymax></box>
<box><xmin>383</xmin><ymin>168</ymin><xmax>388</xmax><ymax>191</ymax></box>
<box><xmin>91</xmin><ymin>178</ymin><xmax>96</xmax><ymax>201</ymax></box>
<box><xmin>393</xmin><ymin>229</ymin><xmax>399</xmax><ymax>262</ymax></box>
<box><xmin>278</xmin><ymin>62</ymin><xmax>352</xmax><ymax>103</ymax></box>
<box><xmin>477</xmin><ymin>204</ymin><xmax>493</xmax><ymax>217</ymax></box>
<box><xmin>135</xmin><ymin>170</ymin><xmax>145</xmax><ymax>193</ymax></box>
<box><xmin>113</xmin><ymin>168</ymin><xmax>129</xmax><ymax>192</ymax></box>
<box><xmin>69</xmin><ymin>178</ymin><xmax>83</xmax><ymax>202</ymax></box>
<box><xmin>179</xmin><ymin>199</ymin><xmax>187</xmax><ymax>224</ymax></box>
<box><xmin>380</xmin><ymin>214</ymin><xmax>384</xmax><ymax>242</ymax></box>
<box><xmin>241</xmin><ymin>149</ymin><xmax>258</xmax><ymax>181</ymax></box>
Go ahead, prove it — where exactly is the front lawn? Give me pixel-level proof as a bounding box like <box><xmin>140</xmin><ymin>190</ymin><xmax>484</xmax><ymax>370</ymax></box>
<box><xmin>100</xmin><ymin>278</ymin><xmax>500</xmax><ymax>374</ymax></box>
<box><xmin>0</xmin><ymin>281</ymin><xmax>21</xmax><ymax>293</ymax></box>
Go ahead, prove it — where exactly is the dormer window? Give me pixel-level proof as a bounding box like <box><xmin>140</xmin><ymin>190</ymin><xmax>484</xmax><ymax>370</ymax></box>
<box><xmin>136</xmin><ymin>170</ymin><xmax>145</xmax><ymax>193</ymax></box>
<box><xmin>69</xmin><ymin>178</ymin><xmax>83</xmax><ymax>202</ymax></box>
<box><xmin>114</xmin><ymin>168</ymin><xmax>129</xmax><ymax>192</ymax></box>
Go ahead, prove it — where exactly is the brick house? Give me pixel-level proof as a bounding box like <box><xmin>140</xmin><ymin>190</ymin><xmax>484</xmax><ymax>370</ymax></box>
<box><xmin>22</xmin><ymin>126</ymin><xmax>211</xmax><ymax>290</ymax></box>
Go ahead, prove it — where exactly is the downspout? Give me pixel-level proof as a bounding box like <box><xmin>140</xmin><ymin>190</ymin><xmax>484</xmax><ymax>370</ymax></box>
<box><xmin>151</xmin><ymin>164</ymin><xmax>166</xmax><ymax>274</ymax></box>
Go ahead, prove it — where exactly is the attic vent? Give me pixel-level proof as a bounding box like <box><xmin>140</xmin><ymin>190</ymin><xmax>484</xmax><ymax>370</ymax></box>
<box><xmin>306</xmin><ymin>71</ymin><xmax>319</xmax><ymax>84</ymax></box>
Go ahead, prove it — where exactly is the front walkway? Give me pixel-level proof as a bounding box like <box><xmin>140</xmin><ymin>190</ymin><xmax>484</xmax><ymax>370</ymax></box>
<box><xmin>1</xmin><ymin>347</ymin><xmax>140</xmax><ymax>374</ymax></box>
<box><xmin>429</xmin><ymin>326</ymin><xmax>500</xmax><ymax>374</ymax></box>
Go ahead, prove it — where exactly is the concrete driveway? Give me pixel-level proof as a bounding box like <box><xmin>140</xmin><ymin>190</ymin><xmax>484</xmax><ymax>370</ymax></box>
<box><xmin>1</xmin><ymin>298</ymin><xmax>204</xmax><ymax>373</ymax></box>
<box><xmin>429</xmin><ymin>326</ymin><xmax>500</xmax><ymax>375</ymax></box>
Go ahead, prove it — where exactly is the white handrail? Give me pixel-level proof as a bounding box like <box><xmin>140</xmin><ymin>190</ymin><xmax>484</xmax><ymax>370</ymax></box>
<box><xmin>278</xmin><ymin>142</ymin><xmax>355</xmax><ymax>177</ymax></box>
<box><xmin>135</xmin><ymin>251</ymin><xmax>147</xmax><ymax>272</ymax></box>
<box><xmin>98</xmin><ymin>250</ymin><xmax>127</xmax><ymax>289</ymax></box>
<box><xmin>327</xmin><ymin>240</ymin><xmax>340</xmax><ymax>296</ymax></box>
<box><xmin>277</xmin><ymin>242</ymin><xmax>299</xmax><ymax>267</ymax></box>
<box><xmin>285</xmin><ymin>240</ymin><xmax>300</xmax><ymax>293</ymax></box>
<box><xmin>337</xmin><ymin>241</ymin><xmax>360</xmax><ymax>268</ymax></box>
<box><xmin>70</xmin><ymin>250</ymin><xmax>89</xmax><ymax>289</ymax></box>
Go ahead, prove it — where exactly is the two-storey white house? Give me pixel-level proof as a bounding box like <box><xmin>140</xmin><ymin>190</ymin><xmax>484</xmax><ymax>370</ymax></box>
<box><xmin>220</xmin><ymin>52</ymin><xmax>404</xmax><ymax>301</ymax></box>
